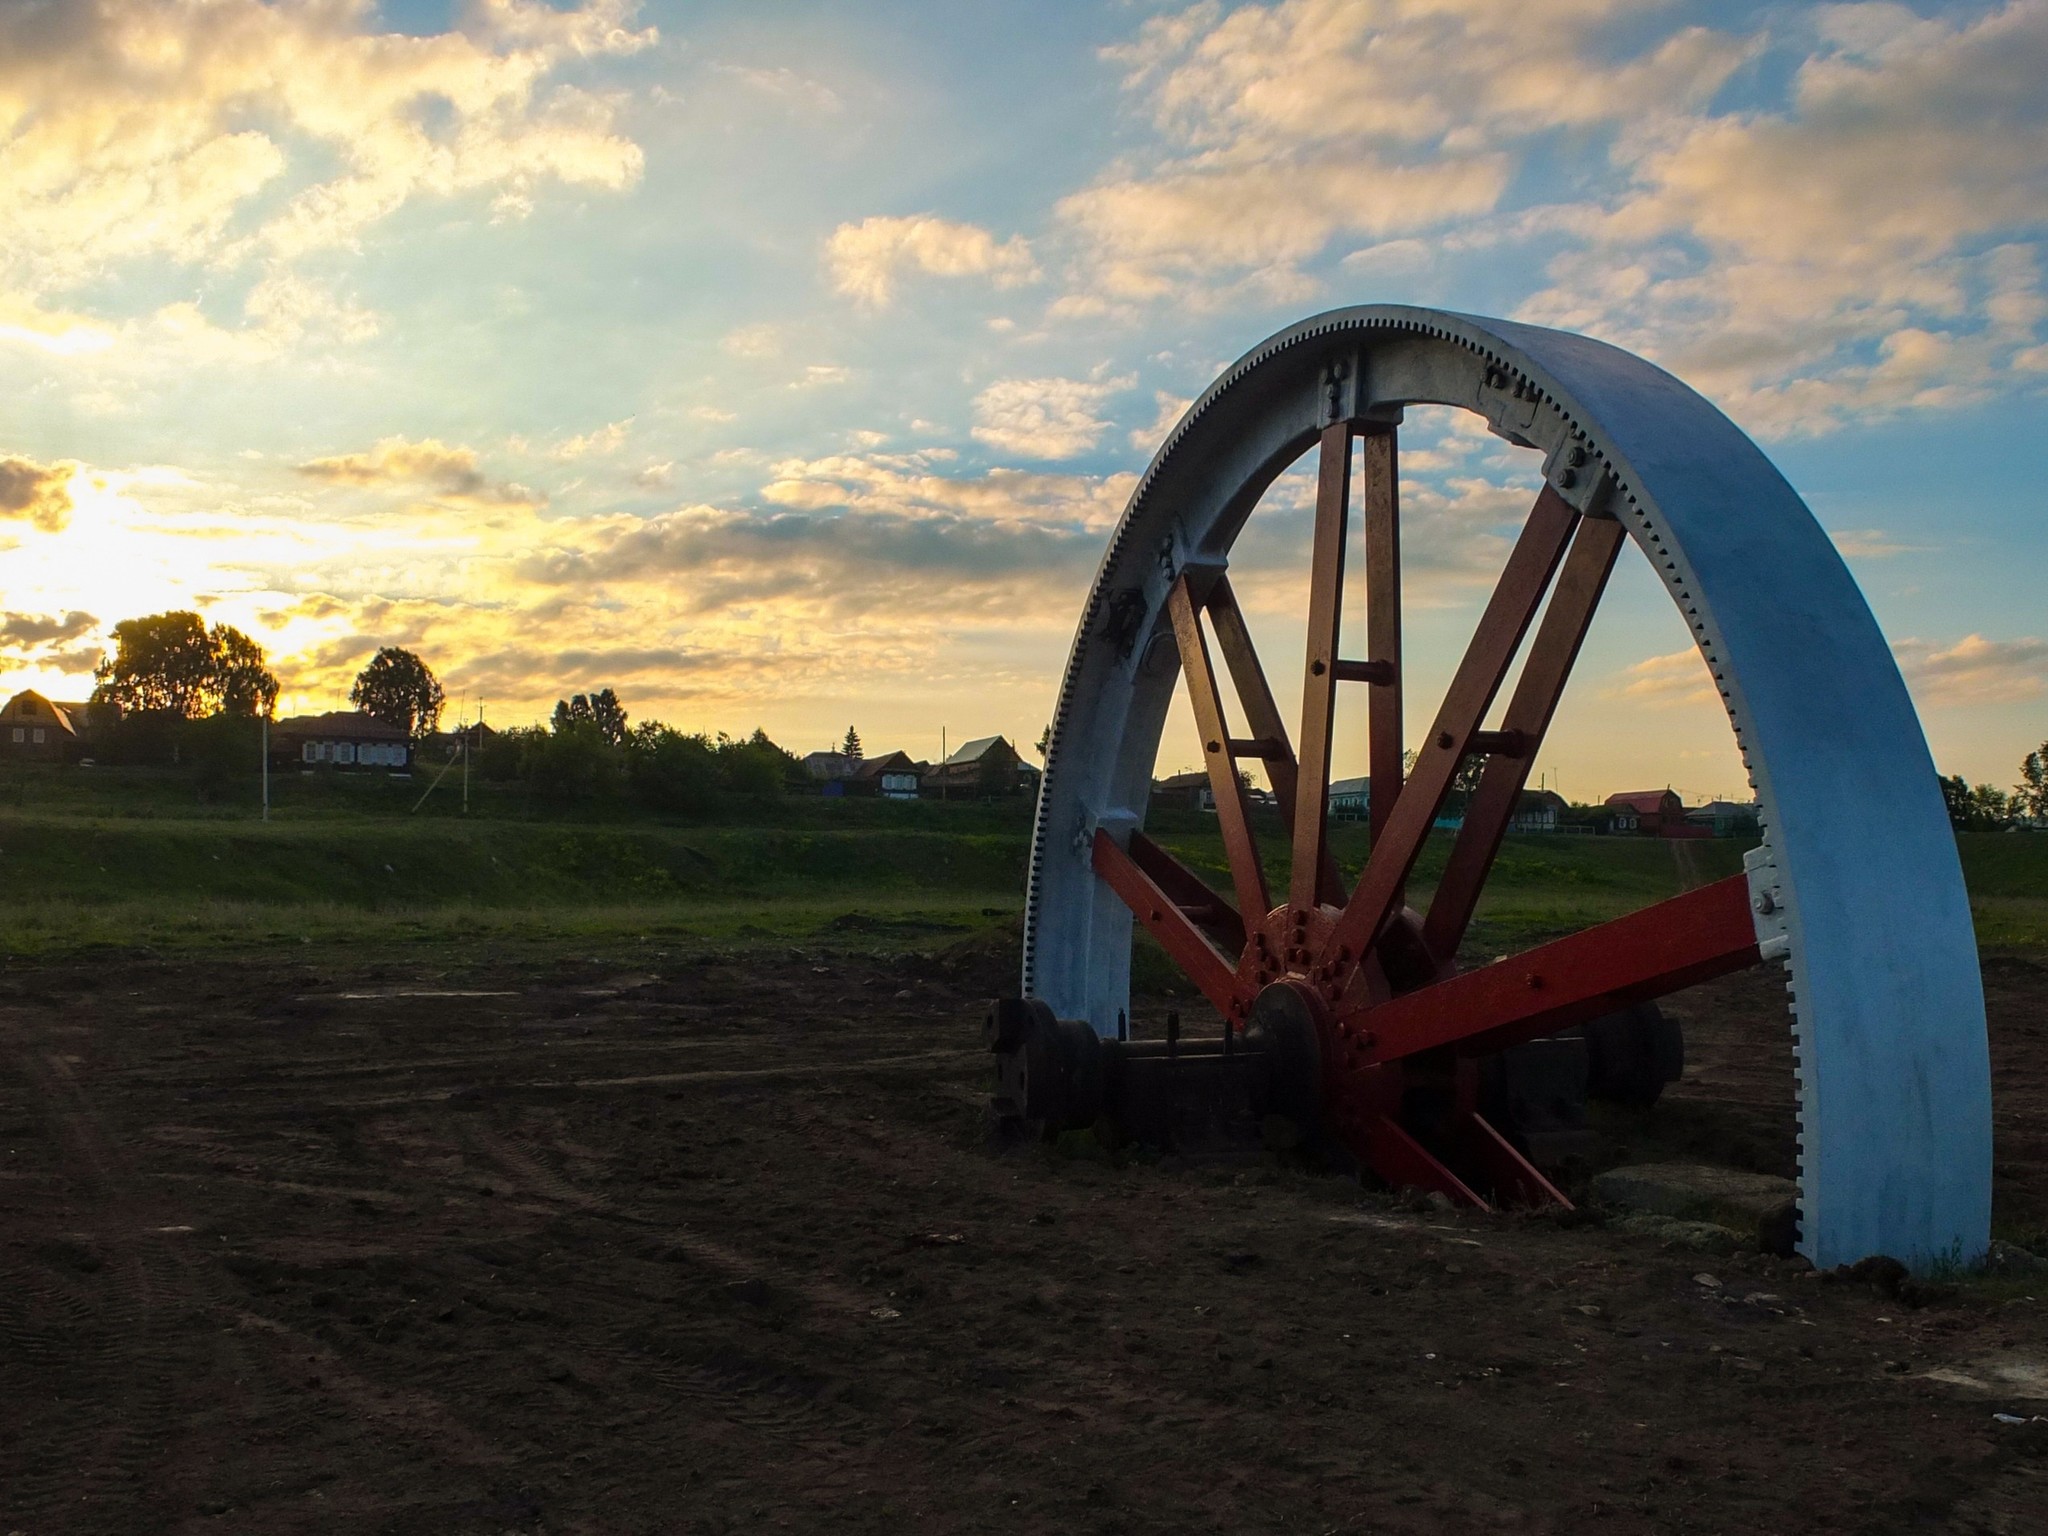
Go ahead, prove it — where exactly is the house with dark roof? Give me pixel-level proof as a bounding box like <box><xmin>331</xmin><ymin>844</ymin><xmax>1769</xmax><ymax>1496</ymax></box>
<box><xmin>1603</xmin><ymin>789</ymin><xmax>1683</xmax><ymax>834</ymax></box>
<box><xmin>270</xmin><ymin>711</ymin><xmax>412</xmax><ymax>772</ymax></box>
<box><xmin>922</xmin><ymin>735</ymin><xmax>1028</xmax><ymax>798</ymax></box>
<box><xmin>852</xmin><ymin>750</ymin><xmax>926</xmax><ymax>800</ymax></box>
<box><xmin>1512</xmin><ymin>788</ymin><xmax>1569</xmax><ymax>832</ymax></box>
<box><xmin>1151</xmin><ymin>770</ymin><xmax>1214</xmax><ymax>812</ymax></box>
<box><xmin>0</xmin><ymin>689</ymin><xmax>106</xmax><ymax>763</ymax></box>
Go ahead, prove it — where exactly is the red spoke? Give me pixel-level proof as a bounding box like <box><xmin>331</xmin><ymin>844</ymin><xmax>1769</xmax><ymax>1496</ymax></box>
<box><xmin>1206</xmin><ymin>575</ymin><xmax>1344</xmax><ymax>908</ymax></box>
<box><xmin>1362</xmin><ymin>426</ymin><xmax>1403</xmax><ymax>846</ymax></box>
<box><xmin>1092</xmin><ymin>829</ymin><xmax>1245</xmax><ymax>1021</ymax></box>
<box><xmin>1421</xmin><ymin>514</ymin><xmax>1626</xmax><ymax>959</ymax></box>
<box><xmin>1344</xmin><ymin>875</ymin><xmax>1759</xmax><ymax>1065</ymax></box>
<box><xmin>1292</xmin><ymin>422</ymin><xmax>1352</xmax><ymax>913</ymax></box>
<box><xmin>1318</xmin><ymin>486</ymin><xmax>1580</xmax><ymax>971</ymax></box>
<box><xmin>1128</xmin><ymin>829</ymin><xmax>1247</xmax><ymax>954</ymax></box>
<box><xmin>1167</xmin><ymin>576</ymin><xmax>1270</xmax><ymax>924</ymax></box>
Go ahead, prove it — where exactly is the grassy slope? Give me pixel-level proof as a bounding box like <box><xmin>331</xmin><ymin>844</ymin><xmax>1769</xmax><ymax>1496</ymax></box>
<box><xmin>0</xmin><ymin>774</ymin><xmax>2040</xmax><ymax>955</ymax></box>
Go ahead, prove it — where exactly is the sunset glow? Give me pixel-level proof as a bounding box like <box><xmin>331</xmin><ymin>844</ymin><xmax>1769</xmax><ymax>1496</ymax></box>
<box><xmin>3</xmin><ymin>0</ymin><xmax>2044</xmax><ymax>796</ymax></box>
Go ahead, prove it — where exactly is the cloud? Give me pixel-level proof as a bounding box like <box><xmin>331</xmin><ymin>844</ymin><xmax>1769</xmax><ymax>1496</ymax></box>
<box><xmin>0</xmin><ymin>0</ymin><xmax>653</xmax><ymax>347</ymax></box>
<box><xmin>827</xmin><ymin>215</ymin><xmax>1038</xmax><ymax>306</ymax></box>
<box><xmin>1603</xmin><ymin>647</ymin><xmax>1720</xmax><ymax>711</ymax></box>
<box><xmin>1056</xmin><ymin>0</ymin><xmax>1750</xmax><ymax>306</ymax></box>
<box><xmin>789</xmin><ymin>364</ymin><xmax>852</xmax><ymax>390</ymax></box>
<box><xmin>0</xmin><ymin>609</ymin><xmax>97</xmax><ymax>650</ymax></box>
<box><xmin>713</xmin><ymin>63</ymin><xmax>843</xmax><ymax>114</ymax></box>
<box><xmin>296</xmin><ymin>437</ymin><xmax>542</xmax><ymax>507</ymax></box>
<box><xmin>721</xmin><ymin>324</ymin><xmax>782</xmax><ymax>359</ymax></box>
<box><xmin>0</xmin><ymin>453</ymin><xmax>77</xmax><ymax>531</ymax></box>
<box><xmin>552</xmin><ymin>419</ymin><xmax>632</xmax><ymax>459</ymax></box>
<box><xmin>512</xmin><ymin>451</ymin><xmax>1137</xmax><ymax>631</ymax></box>
<box><xmin>1830</xmin><ymin>527</ymin><xmax>1925</xmax><ymax>559</ymax></box>
<box><xmin>1521</xmin><ymin>1</ymin><xmax>2048</xmax><ymax>433</ymax></box>
<box><xmin>1130</xmin><ymin>391</ymin><xmax>1194</xmax><ymax>453</ymax></box>
<box><xmin>1895</xmin><ymin>633</ymin><xmax>2048</xmax><ymax>705</ymax></box>
<box><xmin>972</xmin><ymin>374</ymin><xmax>1135</xmax><ymax>459</ymax></box>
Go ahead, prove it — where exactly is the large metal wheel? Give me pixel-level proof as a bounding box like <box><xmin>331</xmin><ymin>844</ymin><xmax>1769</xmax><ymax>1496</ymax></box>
<box><xmin>1023</xmin><ymin>306</ymin><xmax>1990</xmax><ymax>1271</ymax></box>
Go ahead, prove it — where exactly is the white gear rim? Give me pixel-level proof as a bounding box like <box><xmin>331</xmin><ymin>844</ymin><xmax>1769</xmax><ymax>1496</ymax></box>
<box><xmin>1023</xmin><ymin>305</ymin><xmax>1990</xmax><ymax>1272</ymax></box>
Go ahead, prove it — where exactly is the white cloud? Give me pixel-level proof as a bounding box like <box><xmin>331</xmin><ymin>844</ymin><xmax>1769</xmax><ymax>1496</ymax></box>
<box><xmin>552</xmin><ymin>419</ymin><xmax>633</xmax><ymax>459</ymax></box>
<box><xmin>1130</xmin><ymin>391</ymin><xmax>1194</xmax><ymax>452</ymax></box>
<box><xmin>972</xmin><ymin>374</ymin><xmax>1135</xmax><ymax>459</ymax></box>
<box><xmin>1895</xmin><ymin>633</ymin><xmax>2048</xmax><ymax>705</ymax></box>
<box><xmin>1603</xmin><ymin>647</ymin><xmax>1719</xmax><ymax>711</ymax></box>
<box><xmin>0</xmin><ymin>0</ymin><xmax>653</xmax><ymax>355</ymax></box>
<box><xmin>1056</xmin><ymin>0</ymin><xmax>1751</xmax><ymax>306</ymax></box>
<box><xmin>826</xmin><ymin>215</ymin><xmax>1038</xmax><ymax>307</ymax></box>
<box><xmin>1830</xmin><ymin>527</ymin><xmax>1925</xmax><ymax>560</ymax></box>
<box><xmin>1522</xmin><ymin>1</ymin><xmax>2048</xmax><ymax>433</ymax></box>
<box><xmin>712</xmin><ymin>63</ymin><xmax>843</xmax><ymax>114</ymax></box>
<box><xmin>721</xmin><ymin>324</ymin><xmax>782</xmax><ymax>359</ymax></box>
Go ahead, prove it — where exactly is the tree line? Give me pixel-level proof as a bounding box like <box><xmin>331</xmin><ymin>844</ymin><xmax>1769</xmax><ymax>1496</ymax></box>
<box><xmin>467</xmin><ymin>687</ymin><xmax>808</xmax><ymax>810</ymax></box>
<box><xmin>1942</xmin><ymin>742</ymin><xmax>2048</xmax><ymax>831</ymax></box>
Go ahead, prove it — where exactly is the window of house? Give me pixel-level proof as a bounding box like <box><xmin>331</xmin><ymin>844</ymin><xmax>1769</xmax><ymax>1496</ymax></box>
<box><xmin>9</xmin><ymin>727</ymin><xmax>21</xmax><ymax>743</ymax></box>
<box><xmin>302</xmin><ymin>742</ymin><xmax>317</xmax><ymax>763</ymax></box>
<box><xmin>19</xmin><ymin>699</ymin><xmax>34</xmax><ymax>716</ymax></box>
<box><xmin>31</xmin><ymin>728</ymin><xmax>44</xmax><ymax>744</ymax></box>
<box><xmin>337</xmin><ymin>742</ymin><xmax>355</xmax><ymax>764</ymax></box>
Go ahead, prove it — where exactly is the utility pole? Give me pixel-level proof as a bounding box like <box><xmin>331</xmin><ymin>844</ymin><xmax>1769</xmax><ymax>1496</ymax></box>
<box><xmin>941</xmin><ymin>726</ymin><xmax>947</xmax><ymax>802</ymax></box>
<box><xmin>261</xmin><ymin>712</ymin><xmax>270</xmax><ymax>822</ymax></box>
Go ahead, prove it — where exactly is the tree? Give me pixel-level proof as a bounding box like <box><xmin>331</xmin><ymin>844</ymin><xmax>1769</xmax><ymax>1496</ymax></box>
<box><xmin>840</xmin><ymin>725</ymin><xmax>862</xmax><ymax>762</ymax></box>
<box><xmin>552</xmin><ymin>688</ymin><xmax>627</xmax><ymax>746</ymax></box>
<box><xmin>350</xmin><ymin>647</ymin><xmax>444</xmax><ymax>740</ymax></box>
<box><xmin>2015</xmin><ymin>744</ymin><xmax>2048</xmax><ymax>824</ymax></box>
<box><xmin>626</xmin><ymin>721</ymin><xmax>720</xmax><ymax>813</ymax></box>
<box><xmin>92</xmin><ymin>610</ymin><xmax>278</xmax><ymax>718</ymax></box>
<box><xmin>1941</xmin><ymin>772</ymin><xmax>2012</xmax><ymax>832</ymax></box>
<box><xmin>589</xmin><ymin>688</ymin><xmax>628</xmax><ymax>746</ymax></box>
<box><xmin>214</xmin><ymin>625</ymin><xmax>279</xmax><ymax>718</ymax></box>
<box><xmin>1035</xmin><ymin>723</ymin><xmax>1051</xmax><ymax>759</ymax></box>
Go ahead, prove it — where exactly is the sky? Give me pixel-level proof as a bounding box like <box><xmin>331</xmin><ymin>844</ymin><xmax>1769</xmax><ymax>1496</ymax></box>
<box><xmin>1</xmin><ymin>0</ymin><xmax>2044</xmax><ymax>804</ymax></box>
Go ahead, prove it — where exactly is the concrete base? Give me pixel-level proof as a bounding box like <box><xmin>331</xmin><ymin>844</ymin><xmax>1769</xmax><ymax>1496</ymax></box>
<box><xmin>1593</xmin><ymin>1162</ymin><xmax>1799</xmax><ymax>1255</ymax></box>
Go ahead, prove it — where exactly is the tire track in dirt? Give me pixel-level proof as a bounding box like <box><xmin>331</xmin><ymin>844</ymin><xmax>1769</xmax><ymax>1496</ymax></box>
<box><xmin>0</xmin><ymin>1047</ymin><xmax>207</xmax><ymax>1529</ymax></box>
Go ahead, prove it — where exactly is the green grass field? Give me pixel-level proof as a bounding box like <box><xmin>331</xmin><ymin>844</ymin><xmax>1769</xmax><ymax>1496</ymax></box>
<box><xmin>0</xmin><ymin>771</ymin><xmax>2041</xmax><ymax>958</ymax></box>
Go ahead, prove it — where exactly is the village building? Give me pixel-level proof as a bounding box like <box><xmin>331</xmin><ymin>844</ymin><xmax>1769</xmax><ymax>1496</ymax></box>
<box><xmin>802</xmin><ymin>750</ymin><xmax>856</xmax><ymax>782</ymax></box>
<box><xmin>0</xmin><ymin>689</ymin><xmax>106</xmax><ymax>764</ymax></box>
<box><xmin>1686</xmin><ymin>799</ymin><xmax>1760</xmax><ymax>836</ymax></box>
<box><xmin>851</xmin><ymin>750</ymin><xmax>925</xmax><ymax>800</ymax></box>
<box><xmin>922</xmin><ymin>735</ymin><xmax>1030</xmax><ymax>798</ymax></box>
<box><xmin>1329</xmin><ymin>775</ymin><xmax>1371</xmax><ymax>821</ymax></box>
<box><xmin>1603</xmin><ymin>789</ymin><xmax>1685</xmax><ymax>835</ymax></box>
<box><xmin>1151</xmin><ymin>770</ymin><xmax>1214</xmax><ymax>812</ymax></box>
<box><xmin>270</xmin><ymin>710</ymin><xmax>413</xmax><ymax>771</ymax></box>
<box><xmin>1511</xmin><ymin>788</ymin><xmax>1569</xmax><ymax>833</ymax></box>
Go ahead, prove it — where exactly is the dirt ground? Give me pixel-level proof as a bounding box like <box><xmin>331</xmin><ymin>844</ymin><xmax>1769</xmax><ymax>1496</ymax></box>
<box><xmin>2</xmin><ymin>938</ymin><xmax>2045</xmax><ymax>1535</ymax></box>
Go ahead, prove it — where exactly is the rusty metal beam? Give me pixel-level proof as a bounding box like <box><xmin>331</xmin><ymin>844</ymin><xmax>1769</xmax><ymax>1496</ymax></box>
<box><xmin>1318</xmin><ymin>486</ymin><xmax>1579</xmax><ymax>972</ymax></box>
<box><xmin>1292</xmin><ymin>422</ymin><xmax>1352</xmax><ymax>913</ymax></box>
<box><xmin>1363</xmin><ymin>426</ymin><xmax>1403</xmax><ymax>848</ymax></box>
<box><xmin>1167</xmin><ymin>576</ymin><xmax>1270</xmax><ymax>924</ymax></box>
<box><xmin>1423</xmin><ymin>515</ymin><xmax>1626</xmax><ymax>960</ymax></box>
<box><xmin>1092</xmin><ymin>829</ymin><xmax>1245</xmax><ymax>1021</ymax></box>
<box><xmin>1347</xmin><ymin>874</ymin><xmax>1760</xmax><ymax>1065</ymax></box>
<box><xmin>1128</xmin><ymin>829</ymin><xmax>1246</xmax><ymax>955</ymax></box>
<box><xmin>1206</xmin><ymin>574</ymin><xmax>1344</xmax><ymax>910</ymax></box>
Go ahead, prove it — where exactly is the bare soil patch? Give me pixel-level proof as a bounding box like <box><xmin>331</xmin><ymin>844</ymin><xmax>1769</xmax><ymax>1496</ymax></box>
<box><xmin>2</xmin><ymin>944</ymin><xmax>2045</xmax><ymax>1533</ymax></box>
